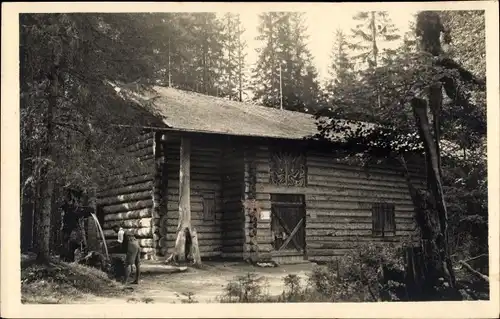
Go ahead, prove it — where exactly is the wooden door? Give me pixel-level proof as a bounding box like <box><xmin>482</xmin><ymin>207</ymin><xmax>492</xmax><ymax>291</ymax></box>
<box><xmin>270</xmin><ymin>194</ymin><xmax>306</xmax><ymax>253</ymax></box>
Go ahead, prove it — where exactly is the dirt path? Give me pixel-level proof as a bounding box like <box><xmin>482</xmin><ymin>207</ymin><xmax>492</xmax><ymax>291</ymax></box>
<box><xmin>83</xmin><ymin>262</ymin><xmax>316</xmax><ymax>304</ymax></box>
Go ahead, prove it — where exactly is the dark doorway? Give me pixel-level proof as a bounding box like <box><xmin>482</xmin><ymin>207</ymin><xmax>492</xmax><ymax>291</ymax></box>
<box><xmin>270</xmin><ymin>194</ymin><xmax>306</xmax><ymax>257</ymax></box>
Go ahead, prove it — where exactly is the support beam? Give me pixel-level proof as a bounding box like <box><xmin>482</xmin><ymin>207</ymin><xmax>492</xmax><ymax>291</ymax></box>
<box><xmin>179</xmin><ymin>136</ymin><xmax>191</xmax><ymax>230</ymax></box>
<box><xmin>166</xmin><ymin>135</ymin><xmax>201</xmax><ymax>266</ymax></box>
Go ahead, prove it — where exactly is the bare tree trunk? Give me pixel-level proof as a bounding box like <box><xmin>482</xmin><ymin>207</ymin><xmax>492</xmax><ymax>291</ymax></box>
<box><xmin>370</xmin><ymin>11</ymin><xmax>382</xmax><ymax>115</ymax></box>
<box><xmin>237</xmin><ymin>19</ymin><xmax>243</xmax><ymax>102</ymax></box>
<box><xmin>168</xmin><ymin>37</ymin><xmax>172</xmax><ymax>88</ymax></box>
<box><xmin>36</xmin><ymin>72</ymin><xmax>57</xmax><ymax>262</ymax></box>
<box><xmin>36</xmin><ymin>36</ymin><xmax>62</xmax><ymax>262</ymax></box>
<box><xmin>405</xmin><ymin>98</ymin><xmax>458</xmax><ymax>298</ymax></box>
<box><xmin>166</xmin><ymin>136</ymin><xmax>201</xmax><ymax>266</ymax></box>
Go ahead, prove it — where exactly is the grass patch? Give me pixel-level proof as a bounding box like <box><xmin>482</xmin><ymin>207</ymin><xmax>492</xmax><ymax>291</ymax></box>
<box><xmin>21</xmin><ymin>258</ymin><xmax>125</xmax><ymax>304</ymax></box>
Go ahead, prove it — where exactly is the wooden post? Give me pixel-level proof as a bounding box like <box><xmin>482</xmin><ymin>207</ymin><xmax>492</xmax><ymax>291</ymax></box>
<box><xmin>179</xmin><ymin>136</ymin><xmax>191</xmax><ymax>232</ymax></box>
<box><xmin>166</xmin><ymin>136</ymin><xmax>201</xmax><ymax>265</ymax></box>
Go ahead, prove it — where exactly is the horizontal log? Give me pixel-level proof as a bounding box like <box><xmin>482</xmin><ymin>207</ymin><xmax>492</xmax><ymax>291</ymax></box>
<box><xmin>164</xmin><ymin>220</ymin><xmax>222</xmax><ymax>231</ymax></box>
<box><xmin>167</xmin><ymin>202</ymin><xmax>203</xmax><ymax>212</ymax></box>
<box><xmin>200</xmin><ymin>251</ymin><xmax>222</xmax><ymax>257</ymax></box>
<box><xmin>307</xmin><ymin>164</ymin><xmax>422</xmax><ymax>180</ymax></box>
<box><xmin>306</xmin><ymin>201</ymin><xmax>414</xmax><ymax>211</ymax></box>
<box><xmin>305</xmin><ymin>235</ymin><xmax>414</xmax><ymax>243</ymax></box>
<box><xmin>221</xmin><ymin>238</ymin><xmax>245</xmax><ymax>246</ymax></box>
<box><xmin>222</xmin><ymin>245</ymin><xmax>245</xmax><ymax>253</ymax></box>
<box><xmin>306</xmin><ymin>229</ymin><xmax>373</xmax><ymax>237</ymax></box>
<box><xmin>306</xmin><ymin>208</ymin><xmax>415</xmax><ymax>217</ymax></box>
<box><xmin>221</xmin><ymin>232</ymin><xmax>245</xmax><ymax>241</ymax></box>
<box><xmin>305</xmin><ymin>191</ymin><xmax>413</xmax><ymax>202</ymax></box>
<box><xmin>307</xmin><ymin>161</ymin><xmax>424</xmax><ymax>177</ymax></box>
<box><xmin>138</xmin><ymin>154</ymin><xmax>155</xmax><ymax>162</ymax></box>
<box><xmin>106</xmin><ymin>218</ymin><xmax>152</xmax><ymax>228</ymax></box>
<box><xmin>257</xmin><ymin>184</ymin><xmax>424</xmax><ymax>197</ymax></box>
<box><xmin>104</xmin><ymin>174</ymin><xmax>153</xmax><ymax>189</ymax></box>
<box><xmin>104</xmin><ymin>208</ymin><xmax>151</xmax><ymax>221</ymax></box>
<box><xmin>222</xmin><ymin>219</ymin><xmax>244</xmax><ymax>228</ymax></box>
<box><xmin>121</xmin><ymin>138</ymin><xmax>154</xmax><ymax>153</ymax></box>
<box><xmin>309</xmin><ymin>215</ymin><xmax>415</xmax><ymax>225</ymax></box>
<box><xmin>306</xmin><ymin>229</ymin><xmax>416</xmax><ymax>237</ymax></box>
<box><xmin>162</xmin><ymin>245</ymin><xmax>222</xmax><ymax>254</ymax></box>
<box><xmin>129</xmin><ymin>145</ymin><xmax>154</xmax><ymax>158</ymax></box>
<box><xmin>307</xmin><ymin>175</ymin><xmax>417</xmax><ymax>189</ymax></box>
<box><xmin>222</xmin><ymin>201</ymin><xmax>243</xmax><ymax>210</ymax></box>
<box><xmin>307</xmin><ymin>157</ymin><xmax>422</xmax><ymax>174</ymax></box>
<box><xmin>306</xmin><ymin>222</ymin><xmax>372</xmax><ymax>230</ymax></box>
<box><xmin>221</xmin><ymin>252</ymin><xmax>243</xmax><ymax>258</ymax></box>
<box><xmin>162</xmin><ymin>232</ymin><xmax>222</xmax><ymax>241</ymax></box>
<box><xmin>103</xmin><ymin>199</ymin><xmax>154</xmax><ymax>214</ymax></box>
<box><xmin>103</xmin><ymin>227</ymin><xmax>152</xmax><ymax>238</ymax></box>
<box><xmin>98</xmin><ymin>191</ymin><xmax>152</xmax><ymax>206</ymax></box>
<box><xmin>257</xmin><ymin>222</ymin><xmax>270</xmax><ymax>229</ymax></box>
<box><xmin>98</xmin><ymin>181</ymin><xmax>153</xmax><ymax>198</ymax></box>
<box><xmin>120</xmin><ymin>135</ymin><xmax>154</xmax><ymax>151</ymax></box>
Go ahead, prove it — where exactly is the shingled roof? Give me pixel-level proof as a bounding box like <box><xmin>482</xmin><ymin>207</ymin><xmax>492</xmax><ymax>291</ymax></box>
<box><xmin>146</xmin><ymin>86</ymin><xmax>320</xmax><ymax>140</ymax></box>
<box><xmin>109</xmin><ymin>83</ymin><xmax>371</xmax><ymax>142</ymax></box>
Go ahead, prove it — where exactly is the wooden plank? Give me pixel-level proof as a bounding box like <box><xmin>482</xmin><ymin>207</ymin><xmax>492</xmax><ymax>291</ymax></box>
<box><xmin>278</xmin><ymin>218</ymin><xmax>304</xmax><ymax>251</ymax></box>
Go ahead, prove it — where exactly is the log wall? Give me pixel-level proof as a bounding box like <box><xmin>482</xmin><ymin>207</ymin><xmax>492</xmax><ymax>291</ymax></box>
<box><xmin>246</xmin><ymin>144</ymin><xmax>425</xmax><ymax>263</ymax></box>
<box><xmin>159</xmin><ymin>137</ymin><xmax>224</xmax><ymax>258</ymax></box>
<box><xmin>97</xmin><ymin>131</ymin><xmax>156</xmax><ymax>260</ymax></box>
<box><xmin>220</xmin><ymin>141</ymin><xmax>245</xmax><ymax>259</ymax></box>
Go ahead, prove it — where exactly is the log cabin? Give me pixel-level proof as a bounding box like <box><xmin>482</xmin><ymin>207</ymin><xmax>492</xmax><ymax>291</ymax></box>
<box><xmin>96</xmin><ymin>84</ymin><xmax>425</xmax><ymax>264</ymax></box>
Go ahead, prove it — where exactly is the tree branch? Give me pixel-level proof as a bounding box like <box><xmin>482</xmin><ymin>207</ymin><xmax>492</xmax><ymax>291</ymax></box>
<box><xmin>458</xmin><ymin>260</ymin><xmax>489</xmax><ymax>283</ymax></box>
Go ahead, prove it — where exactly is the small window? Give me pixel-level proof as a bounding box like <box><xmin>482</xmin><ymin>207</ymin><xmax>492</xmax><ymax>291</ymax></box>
<box><xmin>202</xmin><ymin>192</ymin><xmax>216</xmax><ymax>221</ymax></box>
<box><xmin>372</xmin><ymin>202</ymin><xmax>396</xmax><ymax>237</ymax></box>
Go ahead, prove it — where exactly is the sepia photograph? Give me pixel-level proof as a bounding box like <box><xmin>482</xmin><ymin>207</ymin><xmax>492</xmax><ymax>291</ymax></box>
<box><xmin>1</xmin><ymin>1</ymin><xmax>499</xmax><ymax>318</ymax></box>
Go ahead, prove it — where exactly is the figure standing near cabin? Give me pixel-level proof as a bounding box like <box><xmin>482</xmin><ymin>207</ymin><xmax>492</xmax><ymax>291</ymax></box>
<box><xmin>112</xmin><ymin>225</ymin><xmax>141</xmax><ymax>285</ymax></box>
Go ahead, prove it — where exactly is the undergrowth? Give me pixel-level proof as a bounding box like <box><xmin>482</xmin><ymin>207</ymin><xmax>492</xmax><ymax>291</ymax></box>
<box><xmin>218</xmin><ymin>242</ymin><xmax>410</xmax><ymax>303</ymax></box>
<box><xmin>21</xmin><ymin>258</ymin><xmax>124</xmax><ymax>304</ymax></box>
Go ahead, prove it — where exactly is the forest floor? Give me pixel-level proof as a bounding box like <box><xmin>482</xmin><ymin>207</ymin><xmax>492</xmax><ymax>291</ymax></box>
<box><xmin>21</xmin><ymin>256</ymin><xmax>315</xmax><ymax>304</ymax></box>
<box><xmin>86</xmin><ymin>261</ymin><xmax>315</xmax><ymax>304</ymax></box>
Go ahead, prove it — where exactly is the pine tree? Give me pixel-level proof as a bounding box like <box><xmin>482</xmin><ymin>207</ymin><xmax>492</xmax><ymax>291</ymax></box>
<box><xmin>326</xmin><ymin>29</ymin><xmax>356</xmax><ymax>100</ymax></box>
<box><xmin>191</xmin><ymin>13</ymin><xmax>225</xmax><ymax>95</ymax></box>
<box><xmin>349</xmin><ymin>11</ymin><xmax>401</xmax><ymax>70</ymax></box>
<box><xmin>252</xmin><ymin>12</ymin><xmax>284</xmax><ymax>107</ymax></box>
<box><xmin>347</xmin><ymin>11</ymin><xmax>401</xmax><ymax>116</ymax></box>
<box><xmin>252</xmin><ymin>12</ymin><xmax>321</xmax><ymax>112</ymax></box>
<box><xmin>220</xmin><ymin>13</ymin><xmax>249</xmax><ymax>101</ymax></box>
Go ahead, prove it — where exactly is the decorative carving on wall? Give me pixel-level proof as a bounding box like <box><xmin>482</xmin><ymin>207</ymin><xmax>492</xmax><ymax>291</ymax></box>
<box><xmin>270</xmin><ymin>150</ymin><xmax>306</xmax><ymax>187</ymax></box>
